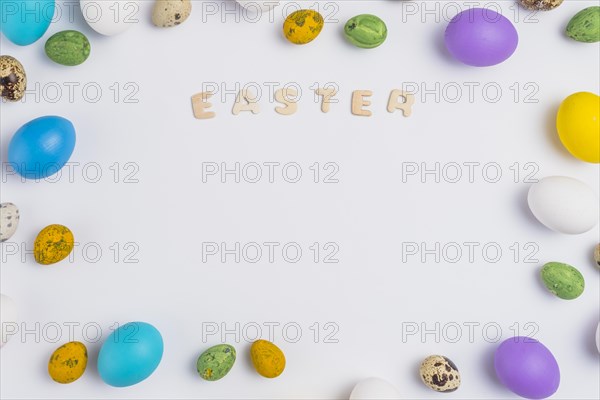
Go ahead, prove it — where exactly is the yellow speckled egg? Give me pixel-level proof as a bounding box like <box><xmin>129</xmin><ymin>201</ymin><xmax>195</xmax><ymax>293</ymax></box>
<box><xmin>283</xmin><ymin>9</ymin><xmax>324</xmax><ymax>45</ymax></box>
<box><xmin>34</xmin><ymin>224</ymin><xmax>74</xmax><ymax>265</ymax></box>
<box><xmin>48</xmin><ymin>341</ymin><xmax>88</xmax><ymax>384</ymax></box>
<box><xmin>250</xmin><ymin>339</ymin><xmax>286</xmax><ymax>378</ymax></box>
<box><xmin>556</xmin><ymin>92</ymin><xmax>600</xmax><ymax>163</ymax></box>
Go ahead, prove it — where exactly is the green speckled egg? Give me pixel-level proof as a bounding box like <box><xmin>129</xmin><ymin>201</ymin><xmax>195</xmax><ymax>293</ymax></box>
<box><xmin>594</xmin><ymin>244</ymin><xmax>600</xmax><ymax>269</ymax></box>
<box><xmin>45</xmin><ymin>30</ymin><xmax>91</xmax><ymax>66</ymax></box>
<box><xmin>344</xmin><ymin>14</ymin><xmax>387</xmax><ymax>49</ymax></box>
<box><xmin>541</xmin><ymin>262</ymin><xmax>585</xmax><ymax>300</ymax></box>
<box><xmin>566</xmin><ymin>6</ymin><xmax>600</xmax><ymax>43</ymax></box>
<box><xmin>196</xmin><ymin>344</ymin><xmax>236</xmax><ymax>381</ymax></box>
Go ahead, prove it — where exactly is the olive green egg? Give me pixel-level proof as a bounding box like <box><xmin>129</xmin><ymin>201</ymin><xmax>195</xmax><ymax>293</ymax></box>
<box><xmin>540</xmin><ymin>262</ymin><xmax>585</xmax><ymax>300</ymax></box>
<box><xmin>566</xmin><ymin>6</ymin><xmax>600</xmax><ymax>43</ymax></box>
<box><xmin>196</xmin><ymin>344</ymin><xmax>236</xmax><ymax>381</ymax></box>
<box><xmin>45</xmin><ymin>30</ymin><xmax>91</xmax><ymax>66</ymax></box>
<box><xmin>344</xmin><ymin>14</ymin><xmax>388</xmax><ymax>49</ymax></box>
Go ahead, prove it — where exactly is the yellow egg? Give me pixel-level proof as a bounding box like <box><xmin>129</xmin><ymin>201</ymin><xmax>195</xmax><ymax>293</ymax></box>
<box><xmin>283</xmin><ymin>9</ymin><xmax>324</xmax><ymax>45</ymax></box>
<box><xmin>48</xmin><ymin>341</ymin><xmax>88</xmax><ymax>384</ymax></box>
<box><xmin>556</xmin><ymin>92</ymin><xmax>600</xmax><ymax>163</ymax></box>
<box><xmin>34</xmin><ymin>224</ymin><xmax>74</xmax><ymax>265</ymax></box>
<box><xmin>250</xmin><ymin>339</ymin><xmax>286</xmax><ymax>378</ymax></box>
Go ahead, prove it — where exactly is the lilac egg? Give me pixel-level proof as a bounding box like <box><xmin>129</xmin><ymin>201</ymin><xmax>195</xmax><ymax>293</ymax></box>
<box><xmin>494</xmin><ymin>337</ymin><xmax>560</xmax><ymax>399</ymax></box>
<box><xmin>445</xmin><ymin>8</ymin><xmax>518</xmax><ymax>66</ymax></box>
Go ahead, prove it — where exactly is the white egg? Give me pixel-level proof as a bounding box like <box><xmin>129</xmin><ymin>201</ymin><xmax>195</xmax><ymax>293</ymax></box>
<box><xmin>80</xmin><ymin>0</ymin><xmax>139</xmax><ymax>36</ymax></box>
<box><xmin>596</xmin><ymin>323</ymin><xmax>599</xmax><ymax>354</ymax></box>
<box><xmin>349</xmin><ymin>377</ymin><xmax>401</xmax><ymax>400</ymax></box>
<box><xmin>527</xmin><ymin>176</ymin><xmax>599</xmax><ymax>234</ymax></box>
<box><xmin>236</xmin><ymin>0</ymin><xmax>280</xmax><ymax>12</ymax></box>
<box><xmin>1</xmin><ymin>294</ymin><xmax>18</xmax><ymax>348</ymax></box>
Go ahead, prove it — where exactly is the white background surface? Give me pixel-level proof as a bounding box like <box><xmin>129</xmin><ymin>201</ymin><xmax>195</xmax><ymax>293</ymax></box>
<box><xmin>1</xmin><ymin>0</ymin><xmax>599</xmax><ymax>399</ymax></box>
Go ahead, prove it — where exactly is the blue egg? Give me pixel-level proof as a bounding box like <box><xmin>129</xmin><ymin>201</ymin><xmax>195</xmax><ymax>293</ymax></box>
<box><xmin>98</xmin><ymin>322</ymin><xmax>164</xmax><ymax>387</ymax></box>
<box><xmin>0</xmin><ymin>0</ymin><xmax>55</xmax><ymax>46</ymax></box>
<box><xmin>8</xmin><ymin>116</ymin><xmax>76</xmax><ymax>180</ymax></box>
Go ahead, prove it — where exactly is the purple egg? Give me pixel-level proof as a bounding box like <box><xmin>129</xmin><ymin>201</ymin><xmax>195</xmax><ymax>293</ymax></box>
<box><xmin>445</xmin><ymin>8</ymin><xmax>518</xmax><ymax>66</ymax></box>
<box><xmin>494</xmin><ymin>337</ymin><xmax>560</xmax><ymax>399</ymax></box>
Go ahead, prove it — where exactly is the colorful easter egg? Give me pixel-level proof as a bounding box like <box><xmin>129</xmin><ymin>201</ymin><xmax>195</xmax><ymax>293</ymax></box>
<box><xmin>445</xmin><ymin>8</ymin><xmax>518</xmax><ymax>66</ymax></box>
<box><xmin>0</xmin><ymin>0</ymin><xmax>55</xmax><ymax>45</ymax></box>
<box><xmin>7</xmin><ymin>116</ymin><xmax>76</xmax><ymax>180</ymax></box>
<box><xmin>45</xmin><ymin>31</ymin><xmax>91</xmax><ymax>66</ymax></box>
<box><xmin>34</xmin><ymin>224</ymin><xmax>74</xmax><ymax>265</ymax></box>
<box><xmin>250</xmin><ymin>340</ymin><xmax>285</xmax><ymax>378</ymax></box>
<box><xmin>556</xmin><ymin>92</ymin><xmax>600</xmax><ymax>163</ymax></box>
<box><xmin>566</xmin><ymin>6</ymin><xmax>600</xmax><ymax>43</ymax></box>
<box><xmin>283</xmin><ymin>9</ymin><xmax>324</xmax><ymax>45</ymax></box>
<box><xmin>196</xmin><ymin>344</ymin><xmax>236</xmax><ymax>381</ymax></box>
<box><xmin>48</xmin><ymin>341</ymin><xmax>88</xmax><ymax>384</ymax></box>
<box><xmin>495</xmin><ymin>337</ymin><xmax>560</xmax><ymax>399</ymax></box>
<box><xmin>97</xmin><ymin>322</ymin><xmax>163</xmax><ymax>387</ymax></box>
<box><xmin>344</xmin><ymin>14</ymin><xmax>387</xmax><ymax>49</ymax></box>
<box><xmin>540</xmin><ymin>262</ymin><xmax>585</xmax><ymax>300</ymax></box>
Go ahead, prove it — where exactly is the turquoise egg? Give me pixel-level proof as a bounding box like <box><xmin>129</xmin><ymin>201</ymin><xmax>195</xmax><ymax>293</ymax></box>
<box><xmin>8</xmin><ymin>116</ymin><xmax>76</xmax><ymax>180</ymax></box>
<box><xmin>0</xmin><ymin>0</ymin><xmax>56</xmax><ymax>46</ymax></box>
<box><xmin>97</xmin><ymin>322</ymin><xmax>164</xmax><ymax>387</ymax></box>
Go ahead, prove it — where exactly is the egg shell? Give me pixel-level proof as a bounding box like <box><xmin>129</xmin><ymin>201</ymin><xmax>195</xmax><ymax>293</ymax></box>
<box><xmin>34</xmin><ymin>224</ymin><xmax>74</xmax><ymax>265</ymax></box>
<box><xmin>236</xmin><ymin>0</ymin><xmax>279</xmax><ymax>12</ymax></box>
<box><xmin>0</xmin><ymin>294</ymin><xmax>18</xmax><ymax>347</ymax></box>
<box><xmin>196</xmin><ymin>344</ymin><xmax>236</xmax><ymax>381</ymax></box>
<box><xmin>349</xmin><ymin>377</ymin><xmax>401</xmax><ymax>399</ymax></box>
<box><xmin>283</xmin><ymin>9</ymin><xmax>324</xmax><ymax>45</ymax></box>
<box><xmin>519</xmin><ymin>0</ymin><xmax>563</xmax><ymax>11</ymax></box>
<box><xmin>250</xmin><ymin>340</ymin><xmax>285</xmax><ymax>378</ymax></box>
<box><xmin>0</xmin><ymin>203</ymin><xmax>20</xmax><ymax>242</ymax></box>
<box><xmin>0</xmin><ymin>55</ymin><xmax>27</xmax><ymax>101</ymax></box>
<box><xmin>594</xmin><ymin>244</ymin><xmax>600</xmax><ymax>269</ymax></box>
<box><xmin>8</xmin><ymin>116</ymin><xmax>76</xmax><ymax>180</ymax></box>
<box><xmin>152</xmin><ymin>0</ymin><xmax>192</xmax><ymax>28</ymax></box>
<box><xmin>0</xmin><ymin>0</ymin><xmax>55</xmax><ymax>45</ymax></box>
<box><xmin>97</xmin><ymin>322</ymin><xmax>163</xmax><ymax>387</ymax></box>
<box><xmin>80</xmin><ymin>0</ymin><xmax>139</xmax><ymax>36</ymax></box>
<box><xmin>344</xmin><ymin>14</ymin><xmax>388</xmax><ymax>49</ymax></box>
<box><xmin>419</xmin><ymin>355</ymin><xmax>461</xmax><ymax>392</ymax></box>
<box><xmin>527</xmin><ymin>176</ymin><xmax>599</xmax><ymax>234</ymax></box>
<box><xmin>45</xmin><ymin>30</ymin><xmax>91</xmax><ymax>66</ymax></box>
<box><xmin>566</xmin><ymin>6</ymin><xmax>600</xmax><ymax>43</ymax></box>
<box><xmin>445</xmin><ymin>8</ymin><xmax>518</xmax><ymax>67</ymax></box>
<box><xmin>556</xmin><ymin>92</ymin><xmax>600</xmax><ymax>163</ymax></box>
<box><xmin>48</xmin><ymin>341</ymin><xmax>88</xmax><ymax>384</ymax></box>
<box><xmin>540</xmin><ymin>262</ymin><xmax>585</xmax><ymax>300</ymax></box>
<box><xmin>494</xmin><ymin>337</ymin><xmax>560</xmax><ymax>399</ymax></box>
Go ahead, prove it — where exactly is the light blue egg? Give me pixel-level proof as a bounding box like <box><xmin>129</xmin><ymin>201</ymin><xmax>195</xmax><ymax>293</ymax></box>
<box><xmin>0</xmin><ymin>0</ymin><xmax>55</xmax><ymax>46</ymax></box>
<box><xmin>8</xmin><ymin>116</ymin><xmax>76</xmax><ymax>180</ymax></box>
<box><xmin>98</xmin><ymin>322</ymin><xmax>164</xmax><ymax>387</ymax></box>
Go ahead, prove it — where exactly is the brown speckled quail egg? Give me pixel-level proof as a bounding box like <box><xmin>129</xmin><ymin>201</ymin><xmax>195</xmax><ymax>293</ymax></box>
<box><xmin>420</xmin><ymin>355</ymin><xmax>461</xmax><ymax>392</ymax></box>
